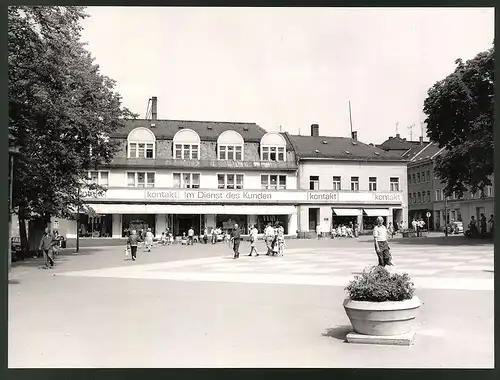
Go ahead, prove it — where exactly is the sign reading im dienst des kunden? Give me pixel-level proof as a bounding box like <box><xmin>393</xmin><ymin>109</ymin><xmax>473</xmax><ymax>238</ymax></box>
<box><xmin>81</xmin><ymin>188</ymin><xmax>403</xmax><ymax>204</ymax></box>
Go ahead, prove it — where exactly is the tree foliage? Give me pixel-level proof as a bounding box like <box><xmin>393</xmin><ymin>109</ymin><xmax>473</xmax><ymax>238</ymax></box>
<box><xmin>423</xmin><ymin>46</ymin><xmax>494</xmax><ymax>197</ymax></box>
<box><xmin>9</xmin><ymin>6</ymin><xmax>137</xmax><ymax>224</ymax></box>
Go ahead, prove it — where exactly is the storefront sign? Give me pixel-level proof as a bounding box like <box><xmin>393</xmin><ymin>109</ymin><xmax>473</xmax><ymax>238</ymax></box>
<box><xmin>80</xmin><ymin>189</ymin><xmax>107</xmax><ymax>199</ymax></box>
<box><xmin>82</xmin><ymin>188</ymin><xmax>404</xmax><ymax>205</ymax></box>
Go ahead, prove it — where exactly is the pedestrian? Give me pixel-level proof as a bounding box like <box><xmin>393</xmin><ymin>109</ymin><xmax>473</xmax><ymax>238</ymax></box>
<box><xmin>203</xmin><ymin>227</ymin><xmax>208</xmax><ymax>244</ymax></box>
<box><xmin>488</xmin><ymin>214</ymin><xmax>494</xmax><ymax>235</ymax></box>
<box><xmin>144</xmin><ymin>228</ymin><xmax>154</xmax><ymax>252</ymax></box>
<box><xmin>264</xmin><ymin>223</ymin><xmax>274</xmax><ymax>255</ymax></box>
<box><xmin>52</xmin><ymin>230</ymin><xmax>61</xmax><ymax>259</ymax></box>
<box><xmin>387</xmin><ymin>222</ymin><xmax>394</xmax><ymax>239</ymax></box>
<box><xmin>160</xmin><ymin>232</ymin><xmax>167</xmax><ymax>246</ymax></box>
<box><xmin>248</xmin><ymin>224</ymin><xmax>259</xmax><ymax>257</ymax></box>
<box><xmin>39</xmin><ymin>227</ymin><xmax>55</xmax><ymax>269</ymax></box>
<box><xmin>353</xmin><ymin>222</ymin><xmax>359</xmax><ymax>238</ymax></box>
<box><xmin>373</xmin><ymin>216</ymin><xmax>393</xmax><ymax>267</ymax></box>
<box><xmin>480</xmin><ymin>213</ymin><xmax>487</xmax><ymax>235</ymax></box>
<box><xmin>277</xmin><ymin>222</ymin><xmax>285</xmax><ymax>256</ymax></box>
<box><xmin>211</xmin><ymin>227</ymin><xmax>216</xmax><ymax>244</ymax></box>
<box><xmin>187</xmin><ymin>227</ymin><xmax>195</xmax><ymax>245</ymax></box>
<box><xmin>127</xmin><ymin>229</ymin><xmax>139</xmax><ymax>261</ymax></box>
<box><xmin>316</xmin><ymin>224</ymin><xmax>322</xmax><ymax>239</ymax></box>
<box><xmin>231</xmin><ymin>223</ymin><xmax>242</xmax><ymax>259</ymax></box>
<box><xmin>271</xmin><ymin>221</ymin><xmax>280</xmax><ymax>256</ymax></box>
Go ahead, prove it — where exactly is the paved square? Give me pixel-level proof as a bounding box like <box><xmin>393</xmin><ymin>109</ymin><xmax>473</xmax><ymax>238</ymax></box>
<box><xmin>8</xmin><ymin>237</ymin><xmax>494</xmax><ymax>368</ymax></box>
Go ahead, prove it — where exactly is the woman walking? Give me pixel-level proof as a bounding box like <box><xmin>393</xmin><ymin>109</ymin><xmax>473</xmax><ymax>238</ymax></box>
<box><xmin>277</xmin><ymin>223</ymin><xmax>285</xmax><ymax>256</ymax></box>
<box><xmin>144</xmin><ymin>228</ymin><xmax>154</xmax><ymax>252</ymax></box>
<box><xmin>248</xmin><ymin>224</ymin><xmax>259</xmax><ymax>257</ymax></box>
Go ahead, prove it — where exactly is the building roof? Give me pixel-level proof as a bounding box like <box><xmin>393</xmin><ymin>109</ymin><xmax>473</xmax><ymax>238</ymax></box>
<box><xmin>112</xmin><ymin>118</ymin><xmax>269</xmax><ymax>142</ymax></box>
<box><xmin>378</xmin><ymin>134</ymin><xmax>427</xmax><ymax>151</ymax></box>
<box><xmin>287</xmin><ymin>133</ymin><xmax>406</xmax><ymax>162</ymax></box>
<box><xmin>401</xmin><ymin>144</ymin><xmax>430</xmax><ymax>161</ymax></box>
<box><xmin>408</xmin><ymin>143</ymin><xmax>446</xmax><ymax>165</ymax></box>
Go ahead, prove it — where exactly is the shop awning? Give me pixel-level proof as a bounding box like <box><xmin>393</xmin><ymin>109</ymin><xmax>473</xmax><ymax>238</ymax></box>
<box><xmin>363</xmin><ymin>208</ymin><xmax>391</xmax><ymax>217</ymax></box>
<box><xmin>85</xmin><ymin>204</ymin><xmax>296</xmax><ymax>215</ymax></box>
<box><xmin>332</xmin><ymin>208</ymin><xmax>361</xmax><ymax>216</ymax></box>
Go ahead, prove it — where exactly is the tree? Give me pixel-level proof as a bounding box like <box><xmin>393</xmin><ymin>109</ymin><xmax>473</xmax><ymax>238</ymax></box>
<box><xmin>423</xmin><ymin>46</ymin><xmax>494</xmax><ymax>198</ymax></box>
<box><xmin>9</xmin><ymin>6</ymin><xmax>137</xmax><ymax>252</ymax></box>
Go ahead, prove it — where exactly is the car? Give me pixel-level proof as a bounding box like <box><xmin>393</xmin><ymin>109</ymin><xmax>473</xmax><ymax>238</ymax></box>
<box><xmin>451</xmin><ymin>221</ymin><xmax>464</xmax><ymax>234</ymax></box>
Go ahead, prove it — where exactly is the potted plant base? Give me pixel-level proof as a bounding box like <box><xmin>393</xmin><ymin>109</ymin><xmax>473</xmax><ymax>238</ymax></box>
<box><xmin>343</xmin><ymin>266</ymin><xmax>421</xmax><ymax>346</ymax></box>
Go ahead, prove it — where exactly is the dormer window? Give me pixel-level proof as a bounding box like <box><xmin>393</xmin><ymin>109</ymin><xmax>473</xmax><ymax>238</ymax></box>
<box><xmin>217</xmin><ymin>130</ymin><xmax>244</xmax><ymax>161</ymax></box>
<box><xmin>173</xmin><ymin>129</ymin><xmax>201</xmax><ymax>160</ymax></box>
<box><xmin>260</xmin><ymin>132</ymin><xmax>287</xmax><ymax>162</ymax></box>
<box><xmin>127</xmin><ymin>128</ymin><xmax>156</xmax><ymax>159</ymax></box>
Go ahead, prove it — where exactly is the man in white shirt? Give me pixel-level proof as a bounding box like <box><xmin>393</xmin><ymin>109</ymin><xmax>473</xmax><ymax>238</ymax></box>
<box><xmin>373</xmin><ymin>216</ymin><xmax>393</xmax><ymax>267</ymax></box>
<box><xmin>316</xmin><ymin>224</ymin><xmax>322</xmax><ymax>239</ymax></box>
<box><xmin>264</xmin><ymin>223</ymin><xmax>274</xmax><ymax>255</ymax></box>
<box><xmin>187</xmin><ymin>227</ymin><xmax>195</xmax><ymax>245</ymax></box>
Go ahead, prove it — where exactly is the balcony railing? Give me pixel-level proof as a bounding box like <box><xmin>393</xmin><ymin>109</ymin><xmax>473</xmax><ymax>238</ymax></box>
<box><xmin>107</xmin><ymin>157</ymin><xmax>298</xmax><ymax>171</ymax></box>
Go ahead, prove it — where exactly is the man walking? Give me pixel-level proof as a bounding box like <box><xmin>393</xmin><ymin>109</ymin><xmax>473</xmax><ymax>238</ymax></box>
<box><xmin>231</xmin><ymin>223</ymin><xmax>242</xmax><ymax>259</ymax></box>
<box><xmin>187</xmin><ymin>227</ymin><xmax>195</xmax><ymax>245</ymax></box>
<box><xmin>127</xmin><ymin>229</ymin><xmax>139</xmax><ymax>261</ymax></box>
<box><xmin>39</xmin><ymin>227</ymin><xmax>55</xmax><ymax>269</ymax></box>
<box><xmin>264</xmin><ymin>222</ymin><xmax>274</xmax><ymax>255</ymax></box>
<box><xmin>373</xmin><ymin>216</ymin><xmax>393</xmax><ymax>267</ymax></box>
<box><xmin>248</xmin><ymin>224</ymin><xmax>259</xmax><ymax>257</ymax></box>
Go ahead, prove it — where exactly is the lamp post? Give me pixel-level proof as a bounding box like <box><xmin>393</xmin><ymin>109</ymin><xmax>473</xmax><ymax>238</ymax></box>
<box><xmin>444</xmin><ymin>196</ymin><xmax>448</xmax><ymax>237</ymax></box>
<box><xmin>9</xmin><ymin>146</ymin><xmax>20</xmax><ymax>273</ymax></box>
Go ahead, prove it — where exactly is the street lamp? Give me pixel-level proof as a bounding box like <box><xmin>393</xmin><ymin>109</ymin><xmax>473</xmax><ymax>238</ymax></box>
<box><xmin>9</xmin><ymin>146</ymin><xmax>21</xmax><ymax>273</ymax></box>
<box><xmin>444</xmin><ymin>196</ymin><xmax>448</xmax><ymax>237</ymax></box>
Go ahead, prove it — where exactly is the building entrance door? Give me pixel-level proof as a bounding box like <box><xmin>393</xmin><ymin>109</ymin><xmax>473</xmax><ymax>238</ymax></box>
<box><xmin>174</xmin><ymin>214</ymin><xmax>202</xmax><ymax>236</ymax></box>
<box><xmin>308</xmin><ymin>208</ymin><xmax>319</xmax><ymax>231</ymax></box>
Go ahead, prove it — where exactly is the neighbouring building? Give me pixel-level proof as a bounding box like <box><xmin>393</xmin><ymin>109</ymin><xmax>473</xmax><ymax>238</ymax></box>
<box><xmin>377</xmin><ymin>134</ymin><xmax>427</xmax><ymax>156</ymax></box>
<box><xmin>288</xmin><ymin>125</ymin><xmax>408</xmax><ymax>236</ymax></box>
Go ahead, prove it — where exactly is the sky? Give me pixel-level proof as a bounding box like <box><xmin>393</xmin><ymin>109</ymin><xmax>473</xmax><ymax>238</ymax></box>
<box><xmin>80</xmin><ymin>7</ymin><xmax>494</xmax><ymax>144</ymax></box>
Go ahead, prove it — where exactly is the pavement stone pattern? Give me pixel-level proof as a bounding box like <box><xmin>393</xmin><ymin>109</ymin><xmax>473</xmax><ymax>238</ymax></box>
<box><xmin>57</xmin><ymin>243</ymin><xmax>494</xmax><ymax>291</ymax></box>
<box><xmin>9</xmin><ymin>237</ymin><xmax>494</xmax><ymax>368</ymax></box>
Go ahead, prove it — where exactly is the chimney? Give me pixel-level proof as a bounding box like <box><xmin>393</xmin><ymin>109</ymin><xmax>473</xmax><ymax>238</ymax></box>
<box><xmin>311</xmin><ymin>124</ymin><xmax>319</xmax><ymax>137</ymax></box>
<box><xmin>419</xmin><ymin>136</ymin><xmax>423</xmax><ymax>145</ymax></box>
<box><xmin>151</xmin><ymin>96</ymin><xmax>157</xmax><ymax>120</ymax></box>
<box><xmin>396</xmin><ymin>133</ymin><xmax>401</xmax><ymax>138</ymax></box>
<box><xmin>351</xmin><ymin>131</ymin><xmax>358</xmax><ymax>140</ymax></box>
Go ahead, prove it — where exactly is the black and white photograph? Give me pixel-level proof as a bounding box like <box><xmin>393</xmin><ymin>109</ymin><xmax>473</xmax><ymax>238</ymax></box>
<box><xmin>8</xmin><ymin>6</ymin><xmax>494</xmax><ymax>368</ymax></box>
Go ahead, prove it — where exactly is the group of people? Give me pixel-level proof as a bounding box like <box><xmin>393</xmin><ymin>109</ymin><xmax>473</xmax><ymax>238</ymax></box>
<box><xmin>330</xmin><ymin>222</ymin><xmax>359</xmax><ymax>238</ymax></box>
<box><xmin>467</xmin><ymin>213</ymin><xmax>494</xmax><ymax>237</ymax></box>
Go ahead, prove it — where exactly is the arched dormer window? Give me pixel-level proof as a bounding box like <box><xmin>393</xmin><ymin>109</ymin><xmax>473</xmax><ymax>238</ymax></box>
<box><xmin>217</xmin><ymin>130</ymin><xmax>244</xmax><ymax>161</ymax></box>
<box><xmin>127</xmin><ymin>128</ymin><xmax>156</xmax><ymax>159</ymax></box>
<box><xmin>173</xmin><ymin>129</ymin><xmax>201</xmax><ymax>160</ymax></box>
<box><xmin>260</xmin><ymin>132</ymin><xmax>287</xmax><ymax>162</ymax></box>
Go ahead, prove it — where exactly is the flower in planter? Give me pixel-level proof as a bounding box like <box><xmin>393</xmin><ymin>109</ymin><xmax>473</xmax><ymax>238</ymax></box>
<box><xmin>345</xmin><ymin>266</ymin><xmax>415</xmax><ymax>302</ymax></box>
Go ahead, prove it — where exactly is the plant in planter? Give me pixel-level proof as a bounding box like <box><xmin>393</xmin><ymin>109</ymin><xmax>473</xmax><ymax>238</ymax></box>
<box><xmin>343</xmin><ymin>266</ymin><xmax>421</xmax><ymax>336</ymax></box>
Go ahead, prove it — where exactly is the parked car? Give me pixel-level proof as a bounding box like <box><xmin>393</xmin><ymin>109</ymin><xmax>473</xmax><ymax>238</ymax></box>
<box><xmin>11</xmin><ymin>237</ymin><xmax>22</xmax><ymax>262</ymax></box>
<box><xmin>450</xmin><ymin>221</ymin><xmax>464</xmax><ymax>234</ymax></box>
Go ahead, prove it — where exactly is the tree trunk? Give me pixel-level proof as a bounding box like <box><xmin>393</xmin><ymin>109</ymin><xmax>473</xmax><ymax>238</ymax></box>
<box><xmin>18</xmin><ymin>208</ymin><xmax>29</xmax><ymax>256</ymax></box>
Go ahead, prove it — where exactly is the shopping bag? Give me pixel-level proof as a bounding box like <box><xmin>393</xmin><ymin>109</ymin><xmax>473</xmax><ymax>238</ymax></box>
<box><xmin>124</xmin><ymin>247</ymin><xmax>129</xmax><ymax>257</ymax></box>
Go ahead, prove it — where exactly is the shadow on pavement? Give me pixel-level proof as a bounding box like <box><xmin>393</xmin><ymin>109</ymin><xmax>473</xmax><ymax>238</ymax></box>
<box><xmin>322</xmin><ymin>325</ymin><xmax>352</xmax><ymax>342</ymax></box>
<box><xmin>9</xmin><ymin>279</ymin><xmax>21</xmax><ymax>285</ymax></box>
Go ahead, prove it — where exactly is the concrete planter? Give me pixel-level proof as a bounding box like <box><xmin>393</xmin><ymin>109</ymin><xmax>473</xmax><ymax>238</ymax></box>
<box><xmin>343</xmin><ymin>296</ymin><xmax>421</xmax><ymax>336</ymax></box>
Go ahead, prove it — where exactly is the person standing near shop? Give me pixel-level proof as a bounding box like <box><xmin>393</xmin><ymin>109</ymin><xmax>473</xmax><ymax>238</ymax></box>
<box><xmin>187</xmin><ymin>227</ymin><xmax>195</xmax><ymax>245</ymax></box>
<box><xmin>264</xmin><ymin>222</ymin><xmax>274</xmax><ymax>255</ymax></box>
<box><xmin>231</xmin><ymin>223</ymin><xmax>242</xmax><ymax>259</ymax></box>
<box><xmin>488</xmin><ymin>214</ymin><xmax>494</xmax><ymax>235</ymax></box>
<box><xmin>127</xmin><ymin>229</ymin><xmax>139</xmax><ymax>261</ymax></box>
<box><xmin>373</xmin><ymin>216</ymin><xmax>393</xmax><ymax>267</ymax></box>
<box><xmin>248</xmin><ymin>224</ymin><xmax>259</xmax><ymax>257</ymax></box>
<box><xmin>144</xmin><ymin>228</ymin><xmax>154</xmax><ymax>252</ymax></box>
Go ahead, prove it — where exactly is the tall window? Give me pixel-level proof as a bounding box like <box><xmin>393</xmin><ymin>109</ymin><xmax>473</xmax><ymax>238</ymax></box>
<box><xmin>332</xmin><ymin>176</ymin><xmax>341</xmax><ymax>190</ymax></box>
<box><xmin>218</xmin><ymin>145</ymin><xmax>243</xmax><ymax>161</ymax></box>
<box><xmin>435</xmin><ymin>189</ymin><xmax>441</xmax><ymax>201</ymax></box>
<box><xmin>417</xmin><ymin>173</ymin><xmax>421</xmax><ymax>183</ymax></box>
<box><xmin>412</xmin><ymin>193</ymin><xmax>416</xmax><ymax>203</ymax></box>
<box><xmin>218</xmin><ymin>174</ymin><xmax>244</xmax><ymax>189</ymax></box>
<box><xmin>417</xmin><ymin>192</ymin><xmax>422</xmax><ymax>203</ymax></box>
<box><xmin>390</xmin><ymin>177</ymin><xmax>400</xmax><ymax>191</ymax></box>
<box><xmin>426</xmin><ymin>170</ymin><xmax>430</xmax><ymax>182</ymax></box>
<box><xmin>261</xmin><ymin>174</ymin><xmax>287</xmax><ymax>190</ymax></box>
<box><xmin>350</xmin><ymin>176</ymin><xmax>359</xmax><ymax>191</ymax></box>
<box><xmin>173</xmin><ymin>173</ymin><xmax>200</xmax><ymax>189</ymax></box>
<box><xmin>412</xmin><ymin>174</ymin><xmax>416</xmax><ymax>184</ymax></box>
<box><xmin>369</xmin><ymin>177</ymin><xmax>377</xmax><ymax>191</ymax></box>
<box><xmin>261</xmin><ymin>146</ymin><xmax>285</xmax><ymax>162</ymax></box>
<box><xmin>127</xmin><ymin>172</ymin><xmax>155</xmax><ymax>188</ymax></box>
<box><xmin>421</xmin><ymin>172</ymin><xmax>425</xmax><ymax>183</ymax></box>
<box><xmin>174</xmin><ymin>144</ymin><xmax>199</xmax><ymax>160</ymax></box>
<box><xmin>407</xmin><ymin>174</ymin><xmax>411</xmax><ymax>183</ymax></box>
<box><xmin>309</xmin><ymin>176</ymin><xmax>319</xmax><ymax>190</ymax></box>
<box><xmin>427</xmin><ymin>191</ymin><xmax>431</xmax><ymax>203</ymax></box>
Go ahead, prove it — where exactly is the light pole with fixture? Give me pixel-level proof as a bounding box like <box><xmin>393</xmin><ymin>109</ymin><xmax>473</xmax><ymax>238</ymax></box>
<box><xmin>9</xmin><ymin>146</ymin><xmax>21</xmax><ymax>273</ymax></box>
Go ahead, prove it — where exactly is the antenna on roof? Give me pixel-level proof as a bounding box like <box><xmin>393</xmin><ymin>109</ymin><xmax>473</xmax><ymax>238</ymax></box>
<box><xmin>279</xmin><ymin>125</ymin><xmax>282</xmax><ymax>132</ymax></box>
<box><xmin>420</xmin><ymin>121</ymin><xmax>424</xmax><ymax>139</ymax></box>
<box><xmin>407</xmin><ymin>124</ymin><xmax>414</xmax><ymax>141</ymax></box>
<box><xmin>348</xmin><ymin>101</ymin><xmax>353</xmax><ymax>136</ymax></box>
<box><xmin>396</xmin><ymin>121</ymin><xmax>399</xmax><ymax>135</ymax></box>
<box><xmin>145</xmin><ymin>98</ymin><xmax>151</xmax><ymax>119</ymax></box>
